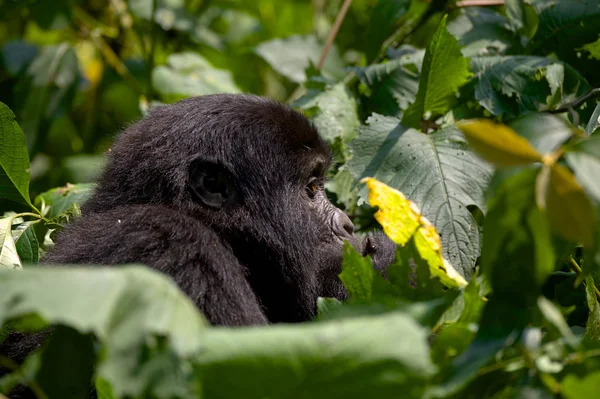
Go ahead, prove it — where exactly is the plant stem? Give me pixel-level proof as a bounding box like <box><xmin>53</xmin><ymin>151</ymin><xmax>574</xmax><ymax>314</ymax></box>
<box><xmin>456</xmin><ymin>0</ymin><xmax>505</xmax><ymax>6</ymax></box>
<box><xmin>147</xmin><ymin>0</ymin><xmax>159</xmax><ymax>100</ymax></box>
<box><xmin>569</xmin><ymin>256</ymin><xmax>600</xmax><ymax>302</ymax></box>
<box><xmin>0</xmin><ymin>354</ymin><xmax>49</xmax><ymax>399</ymax></box>
<box><xmin>316</xmin><ymin>0</ymin><xmax>352</xmax><ymax>70</ymax></box>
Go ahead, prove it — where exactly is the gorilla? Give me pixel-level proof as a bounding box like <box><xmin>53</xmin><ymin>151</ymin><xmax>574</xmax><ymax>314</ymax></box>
<box><xmin>1</xmin><ymin>94</ymin><xmax>396</xmax><ymax>398</ymax></box>
<box><xmin>22</xmin><ymin>94</ymin><xmax>395</xmax><ymax>326</ymax></box>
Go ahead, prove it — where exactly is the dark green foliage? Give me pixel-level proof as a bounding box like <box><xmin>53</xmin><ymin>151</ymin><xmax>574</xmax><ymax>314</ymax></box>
<box><xmin>1</xmin><ymin>0</ymin><xmax>600</xmax><ymax>397</ymax></box>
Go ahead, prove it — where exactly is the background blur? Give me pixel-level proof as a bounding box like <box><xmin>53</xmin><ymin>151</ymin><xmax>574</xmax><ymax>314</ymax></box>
<box><xmin>0</xmin><ymin>0</ymin><xmax>394</xmax><ymax>205</ymax></box>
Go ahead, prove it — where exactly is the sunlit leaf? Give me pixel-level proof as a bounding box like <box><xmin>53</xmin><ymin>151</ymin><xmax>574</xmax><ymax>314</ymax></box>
<box><xmin>362</xmin><ymin>178</ymin><xmax>466</xmax><ymax>289</ymax></box>
<box><xmin>402</xmin><ymin>15</ymin><xmax>471</xmax><ymax>129</ymax></box>
<box><xmin>562</xmin><ymin>371</ymin><xmax>600</xmax><ymax>399</ymax></box>
<box><xmin>459</xmin><ymin>119</ymin><xmax>544</xmax><ymax>166</ymax></box>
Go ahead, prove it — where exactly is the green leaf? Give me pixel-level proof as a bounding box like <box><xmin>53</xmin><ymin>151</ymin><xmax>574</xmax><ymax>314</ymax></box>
<box><xmin>0</xmin><ymin>215</ymin><xmax>22</xmax><ymax>269</ymax></box>
<box><xmin>505</xmin><ymin>0</ymin><xmax>526</xmax><ymax>32</ymax></box>
<box><xmin>363</xmin><ymin>0</ymin><xmax>411</xmax><ymax>62</ymax></box>
<box><xmin>447</xmin><ymin>7</ymin><xmax>517</xmax><ymax>57</ymax></box>
<box><xmin>580</xmin><ymin>37</ymin><xmax>600</xmax><ymax>60</ymax></box>
<box><xmin>349</xmin><ymin>115</ymin><xmax>492</xmax><ymax>280</ymax></box>
<box><xmin>255</xmin><ymin>35</ymin><xmax>345</xmax><ymax>84</ymax></box>
<box><xmin>565</xmin><ymin>136</ymin><xmax>600</xmax><ymax>203</ymax></box>
<box><xmin>34</xmin><ymin>183</ymin><xmax>93</xmax><ymax>220</ymax></box>
<box><xmin>339</xmin><ymin>242</ymin><xmax>395</xmax><ymax>302</ymax></box>
<box><xmin>471</xmin><ymin>56</ymin><xmax>589</xmax><ymax>117</ymax></box>
<box><xmin>585</xmin><ymin>102</ymin><xmax>600</xmax><ymax>135</ymax></box>
<box><xmin>12</xmin><ymin>220</ymin><xmax>40</xmax><ymax>264</ymax></box>
<box><xmin>293</xmin><ymin>83</ymin><xmax>359</xmax><ymax>145</ymax></box>
<box><xmin>0</xmin><ymin>102</ymin><xmax>32</xmax><ymax>206</ymax></box>
<box><xmin>530</xmin><ymin>0</ymin><xmax>600</xmax><ymax>73</ymax></box>
<box><xmin>354</xmin><ymin>56</ymin><xmax>420</xmax><ymax>117</ymax></box>
<box><xmin>402</xmin><ymin>15</ymin><xmax>471</xmax><ymax>129</ymax></box>
<box><xmin>196</xmin><ymin>311</ymin><xmax>436</xmax><ymax>399</ymax></box>
<box><xmin>0</xmin><ymin>266</ymin><xmax>207</xmax><ymax>398</ymax></box>
<box><xmin>152</xmin><ymin>52</ymin><xmax>240</xmax><ymax>103</ymax></box>
<box><xmin>583</xmin><ymin>276</ymin><xmax>600</xmax><ymax>343</ymax></box>
<box><xmin>483</xmin><ymin>168</ymin><xmax>554</xmax><ymax>305</ymax></box>
<box><xmin>562</xmin><ymin>371</ymin><xmax>600</xmax><ymax>399</ymax></box>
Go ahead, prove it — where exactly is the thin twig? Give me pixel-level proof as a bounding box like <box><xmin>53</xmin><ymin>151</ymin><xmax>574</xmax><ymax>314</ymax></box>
<box><xmin>456</xmin><ymin>0</ymin><xmax>505</xmax><ymax>6</ymax></box>
<box><xmin>569</xmin><ymin>256</ymin><xmax>600</xmax><ymax>302</ymax></box>
<box><xmin>147</xmin><ymin>0</ymin><xmax>159</xmax><ymax>100</ymax></box>
<box><xmin>549</xmin><ymin>88</ymin><xmax>600</xmax><ymax>114</ymax></box>
<box><xmin>0</xmin><ymin>355</ymin><xmax>49</xmax><ymax>399</ymax></box>
<box><xmin>316</xmin><ymin>0</ymin><xmax>352</xmax><ymax>70</ymax></box>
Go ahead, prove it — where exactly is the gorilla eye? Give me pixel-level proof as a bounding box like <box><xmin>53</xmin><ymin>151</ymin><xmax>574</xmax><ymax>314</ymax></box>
<box><xmin>306</xmin><ymin>178</ymin><xmax>319</xmax><ymax>199</ymax></box>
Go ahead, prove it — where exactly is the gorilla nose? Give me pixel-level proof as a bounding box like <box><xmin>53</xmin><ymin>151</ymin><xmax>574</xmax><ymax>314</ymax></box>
<box><xmin>333</xmin><ymin>211</ymin><xmax>355</xmax><ymax>239</ymax></box>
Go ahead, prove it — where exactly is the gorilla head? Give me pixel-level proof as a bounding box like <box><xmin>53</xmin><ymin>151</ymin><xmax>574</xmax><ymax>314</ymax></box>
<box><xmin>45</xmin><ymin>94</ymin><xmax>395</xmax><ymax>324</ymax></box>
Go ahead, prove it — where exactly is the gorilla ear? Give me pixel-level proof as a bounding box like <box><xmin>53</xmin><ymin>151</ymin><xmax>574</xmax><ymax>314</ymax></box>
<box><xmin>189</xmin><ymin>160</ymin><xmax>239</xmax><ymax>208</ymax></box>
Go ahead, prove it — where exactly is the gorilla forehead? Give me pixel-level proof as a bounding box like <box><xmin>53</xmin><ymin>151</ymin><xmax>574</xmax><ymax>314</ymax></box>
<box><xmin>130</xmin><ymin>94</ymin><xmax>330</xmax><ymax>174</ymax></box>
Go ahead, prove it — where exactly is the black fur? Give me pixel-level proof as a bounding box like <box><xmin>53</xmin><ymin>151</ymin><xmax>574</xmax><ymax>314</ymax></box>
<box><xmin>1</xmin><ymin>95</ymin><xmax>395</xmax><ymax>396</ymax></box>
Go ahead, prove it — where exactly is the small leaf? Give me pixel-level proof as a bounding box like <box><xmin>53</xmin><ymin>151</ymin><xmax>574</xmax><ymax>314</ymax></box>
<box><xmin>12</xmin><ymin>220</ymin><xmax>40</xmax><ymax>264</ymax></box>
<box><xmin>458</xmin><ymin>119</ymin><xmax>543</xmax><ymax>166</ymax></box>
<box><xmin>0</xmin><ymin>102</ymin><xmax>32</xmax><ymax>206</ymax></box>
<box><xmin>0</xmin><ymin>215</ymin><xmax>21</xmax><ymax>269</ymax></box>
<box><xmin>402</xmin><ymin>15</ymin><xmax>471</xmax><ymax>129</ymax></box>
<box><xmin>34</xmin><ymin>183</ymin><xmax>93</xmax><ymax>220</ymax></box>
<box><xmin>585</xmin><ymin>101</ymin><xmax>600</xmax><ymax>135</ymax></box>
<box><xmin>538</xmin><ymin>163</ymin><xmax>596</xmax><ymax>247</ymax></box>
<box><xmin>339</xmin><ymin>242</ymin><xmax>396</xmax><ymax>302</ymax></box>
<box><xmin>361</xmin><ymin>178</ymin><xmax>466</xmax><ymax>289</ymax></box>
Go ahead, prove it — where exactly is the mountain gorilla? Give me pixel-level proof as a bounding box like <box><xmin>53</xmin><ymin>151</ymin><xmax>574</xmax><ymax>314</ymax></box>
<box><xmin>40</xmin><ymin>94</ymin><xmax>395</xmax><ymax>325</ymax></box>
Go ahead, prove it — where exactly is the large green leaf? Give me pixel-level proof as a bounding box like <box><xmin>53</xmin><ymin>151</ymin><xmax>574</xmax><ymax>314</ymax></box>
<box><xmin>349</xmin><ymin>115</ymin><xmax>492</xmax><ymax>280</ymax></box>
<box><xmin>152</xmin><ymin>52</ymin><xmax>240</xmax><ymax>103</ymax></box>
<box><xmin>0</xmin><ymin>102</ymin><xmax>32</xmax><ymax>206</ymax></box>
<box><xmin>0</xmin><ymin>266</ymin><xmax>207</xmax><ymax>398</ymax></box>
<box><xmin>255</xmin><ymin>35</ymin><xmax>345</xmax><ymax>84</ymax></box>
<box><xmin>402</xmin><ymin>15</ymin><xmax>471</xmax><ymax>129</ymax></box>
<box><xmin>196</xmin><ymin>311</ymin><xmax>435</xmax><ymax>399</ymax></box>
<box><xmin>471</xmin><ymin>56</ymin><xmax>589</xmax><ymax>117</ymax></box>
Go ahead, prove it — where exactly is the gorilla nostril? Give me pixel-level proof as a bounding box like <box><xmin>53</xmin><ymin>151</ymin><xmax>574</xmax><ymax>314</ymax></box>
<box><xmin>334</xmin><ymin>211</ymin><xmax>355</xmax><ymax>238</ymax></box>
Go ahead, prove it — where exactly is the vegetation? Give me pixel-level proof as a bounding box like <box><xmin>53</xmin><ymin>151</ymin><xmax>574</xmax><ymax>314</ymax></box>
<box><xmin>1</xmin><ymin>0</ymin><xmax>600</xmax><ymax>397</ymax></box>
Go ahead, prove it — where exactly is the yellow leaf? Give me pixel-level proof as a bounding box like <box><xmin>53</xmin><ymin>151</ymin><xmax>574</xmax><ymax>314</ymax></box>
<box><xmin>536</xmin><ymin>163</ymin><xmax>596</xmax><ymax>246</ymax></box>
<box><xmin>458</xmin><ymin>119</ymin><xmax>543</xmax><ymax>167</ymax></box>
<box><xmin>362</xmin><ymin>178</ymin><xmax>467</xmax><ymax>289</ymax></box>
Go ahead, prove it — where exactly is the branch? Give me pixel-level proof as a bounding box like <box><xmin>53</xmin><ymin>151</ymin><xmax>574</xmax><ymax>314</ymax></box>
<box><xmin>316</xmin><ymin>0</ymin><xmax>352</xmax><ymax>70</ymax></box>
<box><xmin>549</xmin><ymin>88</ymin><xmax>600</xmax><ymax>114</ymax></box>
<box><xmin>456</xmin><ymin>0</ymin><xmax>505</xmax><ymax>6</ymax></box>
